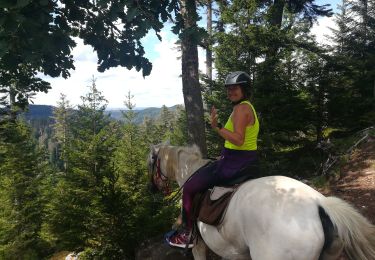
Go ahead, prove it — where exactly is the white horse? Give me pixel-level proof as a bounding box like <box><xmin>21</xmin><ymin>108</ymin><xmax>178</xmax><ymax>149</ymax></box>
<box><xmin>148</xmin><ymin>144</ymin><xmax>375</xmax><ymax>260</ymax></box>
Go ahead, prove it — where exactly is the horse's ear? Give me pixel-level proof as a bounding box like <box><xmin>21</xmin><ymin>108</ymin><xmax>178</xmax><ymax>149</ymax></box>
<box><xmin>191</xmin><ymin>144</ymin><xmax>202</xmax><ymax>157</ymax></box>
<box><xmin>150</xmin><ymin>144</ymin><xmax>160</xmax><ymax>157</ymax></box>
<box><xmin>191</xmin><ymin>144</ymin><xmax>200</xmax><ymax>152</ymax></box>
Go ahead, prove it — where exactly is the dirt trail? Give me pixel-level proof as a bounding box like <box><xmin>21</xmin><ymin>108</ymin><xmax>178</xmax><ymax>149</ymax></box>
<box><xmin>319</xmin><ymin>136</ymin><xmax>375</xmax><ymax>260</ymax></box>
<box><xmin>322</xmin><ymin>136</ymin><xmax>375</xmax><ymax>223</ymax></box>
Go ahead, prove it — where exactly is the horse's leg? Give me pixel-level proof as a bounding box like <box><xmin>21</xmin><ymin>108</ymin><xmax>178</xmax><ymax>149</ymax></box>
<box><xmin>192</xmin><ymin>238</ymin><xmax>207</xmax><ymax>260</ymax></box>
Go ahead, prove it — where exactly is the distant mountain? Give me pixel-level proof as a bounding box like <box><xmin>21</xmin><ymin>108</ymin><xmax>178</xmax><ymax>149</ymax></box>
<box><xmin>25</xmin><ymin>105</ymin><xmax>54</xmax><ymax>120</ymax></box>
<box><xmin>25</xmin><ymin>104</ymin><xmax>181</xmax><ymax>124</ymax></box>
<box><xmin>108</xmin><ymin>105</ymin><xmax>180</xmax><ymax>124</ymax></box>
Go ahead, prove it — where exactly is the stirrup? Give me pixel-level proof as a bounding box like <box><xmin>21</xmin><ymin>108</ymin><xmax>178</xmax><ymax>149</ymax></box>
<box><xmin>165</xmin><ymin>229</ymin><xmax>194</xmax><ymax>249</ymax></box>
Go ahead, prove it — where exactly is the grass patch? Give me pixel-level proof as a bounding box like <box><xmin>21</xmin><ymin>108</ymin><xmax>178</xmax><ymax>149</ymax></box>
<box><xmin>259</xmin><ymin>126</ymin><xmax>374</xmax><ymax>180</ymax></box>
<box><xmin>310</xmin><ymin>175</ymin><xmax>329</xmax><ymax>189</ymax></box>
<box><xmin>259</xmin><ymin>141</ymin><xmax>322</xmax><ymax>178</ymax></box>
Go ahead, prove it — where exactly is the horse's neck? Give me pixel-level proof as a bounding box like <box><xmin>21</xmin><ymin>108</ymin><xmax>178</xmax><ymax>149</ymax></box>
<box><xmin>175</xmin><ymin>156</ymin><xmax>211</xmax><ymax>187</ymax></box>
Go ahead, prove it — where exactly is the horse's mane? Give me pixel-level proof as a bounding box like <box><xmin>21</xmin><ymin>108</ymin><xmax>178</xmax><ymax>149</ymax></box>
<box><xmin>158</xmin><ymin>145</ymin><xmax>202</xmax><ymax>177</ymax></box>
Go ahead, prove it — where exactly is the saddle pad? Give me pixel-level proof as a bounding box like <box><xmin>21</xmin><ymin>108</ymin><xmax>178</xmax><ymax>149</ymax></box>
<box><xmin>198</xmin><ymin>190</ymin><xmax>232</xmax><ymax>226</ymax></box>
<box><xmin>196</xmin><ymin>184</ymin><xmax>241</xmax><ymax>226</ymax></box>
<box><xmin>210</xmin><ymin>186</ymin><xmax>236</xmax><ymax>200</ymax></box>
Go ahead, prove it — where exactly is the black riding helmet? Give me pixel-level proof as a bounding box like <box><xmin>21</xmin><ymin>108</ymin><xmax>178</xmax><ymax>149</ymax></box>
<box><xmin>224</xmin><ymin>71</ymin><xmax>251</xmax><ymax>87</ymax></box>
<box><xmin>224</xmin><ymin>71</ymin><xmax>251</xmax><ymax>100</ymax></box>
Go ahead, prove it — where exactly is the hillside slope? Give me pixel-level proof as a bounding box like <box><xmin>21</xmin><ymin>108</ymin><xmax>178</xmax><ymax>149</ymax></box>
<box><xmin>323</xmin><ymin>136</ymin><xmax>375</xmax><ymax>223</ymax></box>
<box><xmin>25</xmin><ymin>104</ymin><xmax>181</xmax><ymax>124</ymax></box>
<box><xmin>319</xmin><ymin>135</ymin><xmax>375</xmax><ymax>260</ymax></box>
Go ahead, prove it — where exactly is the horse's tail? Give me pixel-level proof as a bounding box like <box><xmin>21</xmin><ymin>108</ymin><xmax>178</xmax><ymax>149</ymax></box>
<box><xmin>319</xmin><ymin>196</ymin><xmax>375</xmax><ymax>260</ymax></box>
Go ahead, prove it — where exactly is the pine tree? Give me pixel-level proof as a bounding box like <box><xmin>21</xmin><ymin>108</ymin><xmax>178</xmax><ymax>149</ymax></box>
<box><xmin>118</xmin><ymin>91</ymin><xmax>144</xmax><ymax>177</ymax></box>
<box><xmin>157</xmin><ymin>105</ymin><xmax>174</xmax><ymax>141</ymax></box>
<box><xmin>46</xmin><ymin>77</ymin><xmax>120</xmax><ymax>254</ymax></box>
<box><xmin>206</xmin><ymin>1</ymin><xmax>330</xmax><ymax>151</ymax></box>
<box><xmin>52</xmin><ymin>93</ymin><xmax>72</xmax><ymax>171</ymax></box>
<box><xmin>142</xmin><ymin>116</ymin><xmax>161</xmax><ymax>146</ymax></box>
<box><xmin>329</xmin><ymin>0</ymin><xmax>375</xmax><ymax>129</ymax></box>
<box><xmin>169</xmin><ymin>105</ymin><xmax>189</xmax><ymax>146</ymax></box>
<box><xmin>0</xmin><ymin>119</ymin><xmax>51</xmax><ymax>259</ymax></box>
<box><xmin>111</xmin><ymin>92</ymin><xmax>177</xmax><ymax>257</ymax></box>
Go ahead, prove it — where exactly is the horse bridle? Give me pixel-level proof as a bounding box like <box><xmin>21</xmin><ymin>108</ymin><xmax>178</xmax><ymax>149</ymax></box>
<box><xmin>150</xmin><ymin>153</ymin><xmax>171</xmax><ymax>196</ymax></box>
<box><xmin>150</xmin><ymin>148</ymin><xmax>209</xmax><ymax>202</ymax></box>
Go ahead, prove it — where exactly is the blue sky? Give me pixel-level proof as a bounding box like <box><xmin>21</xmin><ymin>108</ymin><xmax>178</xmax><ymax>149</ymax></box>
<box><xmin>34</xmin><ymin>0</ymin><xmax>341</xmax><ymax>108</ymax></box>
<box><xmin>317</xmin><ymin>0</ymin><xmax>340</xmax><ymax>11</ymax></box>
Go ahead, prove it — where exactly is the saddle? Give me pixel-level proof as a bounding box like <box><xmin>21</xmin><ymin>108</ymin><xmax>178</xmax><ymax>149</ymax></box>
<box><xmin>192</xmin><ymin>163</ymin><xmax>260</xmax><ymax>226</ymax></box>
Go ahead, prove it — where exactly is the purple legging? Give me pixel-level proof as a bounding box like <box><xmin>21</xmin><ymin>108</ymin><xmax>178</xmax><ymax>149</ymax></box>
<box><xmin>182</xmin><ymin>148</ymin><xmax>257</xmax><ymax>228</ymax></box>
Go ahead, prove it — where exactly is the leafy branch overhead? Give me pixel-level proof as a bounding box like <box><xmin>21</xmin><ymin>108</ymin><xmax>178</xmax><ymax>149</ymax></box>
<box><xmin>0</xmin><ymin>0</ymin><xmax>181</xmax><ymax>78</ymax></box>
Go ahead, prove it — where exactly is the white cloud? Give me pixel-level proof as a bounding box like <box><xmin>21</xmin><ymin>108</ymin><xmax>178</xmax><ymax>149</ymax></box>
<box><xmin>310</xmin><ymin>16</ymin><xmax>338</xmax><ymax>46</ymax></box>
<box><xmin>34</xmin><ymin>34</ymin><xmax>185</xmax><ymax>108</ymax></box>
<box><xmin>34</xmin><ymin>14</ymin><xmax>335</xmax><ymax>109</ymax></box>
<box><xmin>34</xmin><ymin>26</ymin><xmax>209</xmax><ymax>109</ymax></box>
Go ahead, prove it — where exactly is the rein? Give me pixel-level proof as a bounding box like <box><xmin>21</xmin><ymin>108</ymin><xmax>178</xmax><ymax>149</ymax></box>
<box><xmin>151</xmin><ymin>152</ymin><xmax>212</xmax><ymax>203</ymax></box>
<box><xmin>151</xmin><ymin>155</ymin><xmax>171</xmax><ymax>196</ymax></box>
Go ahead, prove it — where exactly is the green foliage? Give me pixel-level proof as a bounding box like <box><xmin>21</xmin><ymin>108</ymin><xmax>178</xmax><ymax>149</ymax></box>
<box><xmin>52</xmin><ymin>93</ymin><xmax>73</xmax><ymax>171</ymax></box>
<box><xmin>115</xmin><ymin>99</ymin><xmax>184</xmax><ymax>255</ymax></box>
<box><xmin>0</xmin><ymin>65</ymin><xmax>51</xmax><ymax>110</ymax></box>
<box><xmin>201</xmin><ymin>77</ymin><xmax>230</xmax><ymax>157</ymax></box>
<box><xmin>41</xmin><ymin>81</ymin><xmax>182</xmax><ymax>258</ymax></box>
<box><xmin>0</xmin><ymin>0</ymin><xmax>181</xmax><ymax>107</ymax></box>
<box><xmin>1</xmin><ymin>0</ymin><xmax>374</xmax><ymax>258</ymax></box>
<box><xmin>169</xmin><ymin>105</ymin><xmax>189</xmax><ymax>146</ymax></box>
<box><xmin>46</xmin><ymin>79</ymin><xmax>120</xmax><ymax>253</ymax></box>
<box><xmin>155</xmin><ymin>104</ymin><xmax>188</xmax><ymax>145</ymax></box>
<box><xmin>205</xmin><ymin>0</ymin><xmax>330</xmax><ymax>153</ymax></box>
<box><xmin>0</xmin><ymin>119</ymin><xmax>52</xmax><ymax>259</ymax></box>
<box><xmin>202</xmin><ymin>0</ymin><xmax>374</xmax><ymax>179</ymax></box>
<box><xmin>0</xmin><ymin>0</ymin><xmax>179</xmax><ymax>76</ymax></box>
<box><xmin>328</xmin><ymin>0</ymin><xmax>375</xmax><ymax>129</ymax></box>
<box><xmin>310</xmin><ymin>175</ymin><xmax>329</xmax><ymax>189</ymax></box>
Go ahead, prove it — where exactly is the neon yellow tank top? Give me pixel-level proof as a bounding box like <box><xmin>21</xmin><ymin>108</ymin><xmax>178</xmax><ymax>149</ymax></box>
<box><xmin>224</xmin><ymin>100</ymin><xmax>259</xmax><ymax>151</ymax></box>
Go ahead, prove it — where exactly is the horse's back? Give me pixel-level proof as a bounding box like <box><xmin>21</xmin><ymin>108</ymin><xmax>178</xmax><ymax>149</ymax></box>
<box><xmin>208</xmin><ymin>176</ymin><xmax>326</xmax><ymax>259</ymax></box>
<box><xmin>229</xmin><ymin>175</ymin><xmax>326</xmax><ymax>227</ymax></box>
<box><xmin>240</xmin><ymin>175</ymin><xmax>324</xmax><ymax>198</ymax></box>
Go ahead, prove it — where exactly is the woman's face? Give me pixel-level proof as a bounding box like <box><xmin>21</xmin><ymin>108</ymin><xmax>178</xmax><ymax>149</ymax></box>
<box><xmin>226</xmin><ymin>85</ymin><xmax>244</xmax><ymax>102</ymax></box>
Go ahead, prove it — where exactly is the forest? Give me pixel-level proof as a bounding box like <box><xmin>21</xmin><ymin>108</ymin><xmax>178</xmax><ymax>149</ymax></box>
<box><xmin>0</xmin><ymin>0</ymin><xmax>374</xmax><ymax>259</ymax></box>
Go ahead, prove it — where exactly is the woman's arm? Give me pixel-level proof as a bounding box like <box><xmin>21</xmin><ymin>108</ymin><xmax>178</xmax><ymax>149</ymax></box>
<box><xmin>212</xmin><ymin>104</ymin><xmax>253</xmax><ymax>146</ymax></box>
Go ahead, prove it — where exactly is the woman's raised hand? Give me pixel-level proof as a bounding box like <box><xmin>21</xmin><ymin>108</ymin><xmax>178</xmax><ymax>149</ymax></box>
<box><xmin>210</xmin><ymin>106</ymin><xmax>218</xmax><ymax>129</ymax></box>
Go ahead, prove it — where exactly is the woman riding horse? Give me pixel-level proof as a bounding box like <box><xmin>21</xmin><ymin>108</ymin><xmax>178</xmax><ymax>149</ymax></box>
<box><xmin>167</xmin><ymin>71</ymin><xmax>260</xmax><ymax>248</ymax></box>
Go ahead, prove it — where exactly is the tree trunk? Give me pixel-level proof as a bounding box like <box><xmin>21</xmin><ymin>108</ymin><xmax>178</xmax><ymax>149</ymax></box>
<box><xmin>180</xmin><ymin>0</ymin><xmax>207</xmax><ymax>156</ymax></box>
<box><xmin>362</xmin><ymin>0</ymin><xmax>368</xmax><ymax>43</ymax></box>
<box><xmin>269</xmin><ymin>0</ymin><xmax>285</xmax><ymax>29</ymax></box>
<box><xmin>316</xmin><ymin>78</ymin><xmax>324</xmax><ymax>144</ymax></box>
<box><xmin>9</xmin><ymin>84</ymin><xmax>17</xmax><ymax>121</ymax></box>
<box><xmin>263</xmin><ymin>0</ymin><xmax>285</xmax><ymax>89</ymax></box>
<box><xmin>316</xmin><ymin>68</ymin><xmax>328</xmax><ymax>144</ymax></box>
<box><xmin>216</xmin><ymin>0</ymin><xmax>227</xmax><ymax>33</ymax></box>
<box><xmin>265</xmin><ymin>0</ymin><xmax>285</xmax><ymax>62</ymax></box>
<box><xmin>206</xmin><ymin>0</ymin><xmax>212</xmax><ymax>81</ymax></box>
